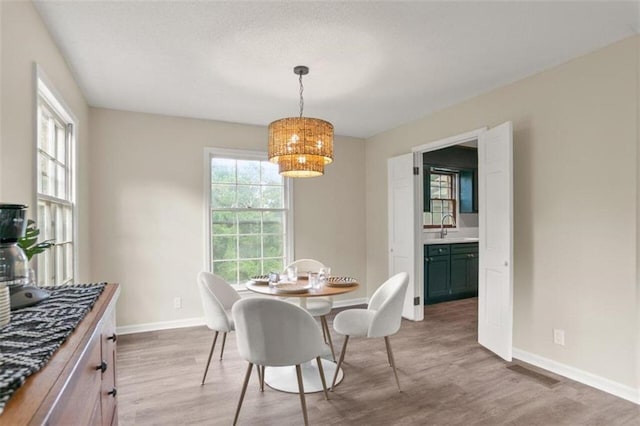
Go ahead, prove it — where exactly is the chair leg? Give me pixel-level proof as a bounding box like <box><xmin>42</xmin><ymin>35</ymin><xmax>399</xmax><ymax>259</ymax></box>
<box><xmin>385</xmin><ymin>338</ymin><xmax>392</xmax><ymax>366</ymax></box>
<box><xmin>331</xmin><ymin>335</ymin><xmax>349</xmax><ymax>390</ymax></box>
<box><xmin>255</xmin><ymin>364</ymin><xmax>263</xmax><ymax>391</ymax></box>
<box><xmin>295</xmin><ymin>364</ymin><xmax>309</xmax><ymax>426</ymax></box>
<box><xmin>220</xmin><ymin>332</ymin><xmax>228</xmax><ymax>360</ymax></box>
<box><xmin>384</xmin><ymin>336</ymin><xmax>401</xmax><ymax>392</ymax></box>
<box><xmin>233</xmin><ymin>362</ymin><xmax>253</xmax><ymax>426</ymax></box>
<box><xmin>321</xmin><ymin>317</ymin><xmax>327</xmax><ymax>343</ymax></box>
<box><xmin>201</xmin><ymin>331</ymin><xmax>219</xmax><ymax>385</ymax></box>
<box><xmin>316</xmin><ymin>357</ymin><xmax>329</xmax><ymax>400</ymax></box>
<box><xmin>321</xmin><ymin>316</ymin><xmax>336</xmax><ymax>362</ymax></box>
<box><xmin>260</xmin><ymin>365</ymin><xmax>265</xmax><ymax>391</ymax></box>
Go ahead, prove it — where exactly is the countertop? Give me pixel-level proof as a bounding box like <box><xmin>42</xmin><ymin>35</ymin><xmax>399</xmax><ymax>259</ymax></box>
<box><xmin>424</xmin><ymin>237</ymin><xmax>479</xmax><ymax>245</ymax></box>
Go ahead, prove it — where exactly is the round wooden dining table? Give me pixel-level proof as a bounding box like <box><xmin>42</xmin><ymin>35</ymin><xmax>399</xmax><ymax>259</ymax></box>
<box><xmin>245</xmin><ymin>279</ymin><xmax>360</xmax><ymax>394</ymax></box>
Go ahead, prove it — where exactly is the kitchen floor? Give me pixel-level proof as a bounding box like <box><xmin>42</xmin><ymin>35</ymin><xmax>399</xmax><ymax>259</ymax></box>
<box><xmin>117</xmin><ymin>298</ymin><xmax>640</xmax><ymax>425</ymax></box>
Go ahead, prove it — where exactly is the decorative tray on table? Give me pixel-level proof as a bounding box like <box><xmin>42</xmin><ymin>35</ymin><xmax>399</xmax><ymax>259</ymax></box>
<box><xmin>250</xmin><ymin>275</ymin><xmax>270</xmax><ymax>285</ymax></box>
<box><xmin>326</xmin><ymin>277</ymin><xmax>358</xmax><ymax>287</ymax></box>
<box><xmin>273</xmin><ymin>282</ymin><xmax>311</xmax><ymax>294</ymax></box>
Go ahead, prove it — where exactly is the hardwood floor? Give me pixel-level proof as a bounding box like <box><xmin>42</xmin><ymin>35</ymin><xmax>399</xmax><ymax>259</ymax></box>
<box><xmin>117</xmin><ymin>298</ymin><xmax>640</xmax><ymax>425</ymax></box>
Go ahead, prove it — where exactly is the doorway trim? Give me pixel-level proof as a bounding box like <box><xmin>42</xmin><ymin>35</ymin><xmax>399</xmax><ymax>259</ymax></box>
<box><xmin>412</xmin><ymin>127</ymin><xmax>487</xmax><ymax>154</ymax></box>
<box><xmin>411</xmin><ymin>127</ymin><xmax>487</xmax><ymax>308</ymax></box>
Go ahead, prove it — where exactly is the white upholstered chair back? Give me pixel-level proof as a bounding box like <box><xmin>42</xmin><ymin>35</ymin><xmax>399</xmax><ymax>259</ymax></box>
<box><xmin>232</xmin><ymin>297</ymin><xmax>326</xmax><ymax>367</ymax></box>
<box><xmin>367</xmin><ymin>272</ymin><xmax>410</xmax><ymax>338</ymax></box>
<box><xmin>282</xmin><ymin>258</ymin><xmax>336</xmax><ymax>361</ymax></box>
<box><xmin>198</xmin><ymin>271</ymin><xmax>240</xmax><ymax>333</ymax></box>
<box><xmin>284</xmin><ymin>259</ymin><xmax>325</xmax><ymax>274</ymax></box>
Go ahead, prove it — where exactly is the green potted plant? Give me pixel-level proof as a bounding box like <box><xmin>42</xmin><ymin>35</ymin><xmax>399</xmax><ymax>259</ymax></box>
<box><xmin>17</xmin><ymin>220</ymin><xmax>54</xmax><ymax>283</ymax></box>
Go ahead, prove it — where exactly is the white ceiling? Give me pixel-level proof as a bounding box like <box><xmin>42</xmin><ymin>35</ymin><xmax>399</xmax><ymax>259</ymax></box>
<box><xmin>33</xmin><ymin>1</ymin><xmax>639</xmax><ymax>138</ymax></box>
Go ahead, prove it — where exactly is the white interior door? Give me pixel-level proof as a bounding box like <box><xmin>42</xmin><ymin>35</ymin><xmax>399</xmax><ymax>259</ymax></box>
<box><xmin>388</xmin><ymin>153</ymin><xmax>422</xmax><ymax>321</ymax></box>
<box><xmin>478</xmin><ymin>121</ymin><xmax>514</xmax><ymax>361</ymax></box>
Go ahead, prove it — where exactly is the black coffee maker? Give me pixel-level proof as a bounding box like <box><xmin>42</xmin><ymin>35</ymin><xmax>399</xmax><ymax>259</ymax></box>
<box><xmin>0</xmin><ymin>204</ymin><xmax>50</xmax><ymax>309</ymax></box>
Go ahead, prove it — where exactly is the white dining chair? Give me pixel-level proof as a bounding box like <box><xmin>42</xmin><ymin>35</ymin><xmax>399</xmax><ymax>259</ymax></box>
<box><xmin>232</xmin><ymin>297</ymin><xmax>330</xmax><ymax>426</ymax></box>
<box><xmin>330</xmin><ymin>272</ymin><xmax>409</xmax><ymax>392</ymax></box>
<box><xmin>284</xmin><ymin>259</ymin><xmax>336</xmax><ymax>361</ymax></box>
<box><xmin>197</xmin><ymin>271</ymin><xmax>241</xmax><ymax>385</ymax></box>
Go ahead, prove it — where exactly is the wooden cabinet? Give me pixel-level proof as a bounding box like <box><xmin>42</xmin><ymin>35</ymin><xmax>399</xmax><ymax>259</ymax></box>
<box><xmin>2</xmin><ymin>283</ymin><xmax>120</xmax><ymax>425</ymax></box>
<box><xmin>425</xmin><ymin>244</ymin><xmax>478</xmax><ymax>304</ymax></box>
<box><xmin>101</xmin><ymin>308</ymin><xmax>118</xmax><ymax>426</ymax></box>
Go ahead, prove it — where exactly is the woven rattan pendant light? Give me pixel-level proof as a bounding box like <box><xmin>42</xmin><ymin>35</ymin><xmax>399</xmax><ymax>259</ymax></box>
<box><xmin>268</xmin><ymin>66</ymin><xmax>334</xmax><ymax>178</ymax></box>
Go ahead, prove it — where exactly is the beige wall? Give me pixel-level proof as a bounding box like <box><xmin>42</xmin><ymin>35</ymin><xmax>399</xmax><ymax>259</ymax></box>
<box><xmin>636</xmin><ymin>34</ymin><xmax>640</xmax><ymax>396</ymax></box>
<box><xmin>1</xmin><ymin>1</ymin><xmax>91</xmax><ymax>280</ymax></box>
<box><xmin>366</xmin><ymin>36</ymin><xmax>638</xmax><ymax>389</ymax></box>
<box><xmin>89</xmin><ymin>108</ymin><xmax>366</xmax><ymax>327</ymax></box>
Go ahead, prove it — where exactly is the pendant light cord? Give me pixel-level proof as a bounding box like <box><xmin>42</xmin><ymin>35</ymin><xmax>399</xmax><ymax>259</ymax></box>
<box><xmin>299</xmin><ymin>73</ymin><xmax>304</xmax><ymax>118</ymax></box>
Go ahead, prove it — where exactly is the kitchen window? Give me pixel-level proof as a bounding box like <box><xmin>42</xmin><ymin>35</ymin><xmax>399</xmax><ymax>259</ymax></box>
<box><xmin>36</xmin><ymin>75</ymin><xmax>76</xmax><ymax>285</ymax></box>
<box><xmin>424</xmin><ymin>171</ymin><xmax>457</xmax><ymax>228</ymax></box>
<box><xmin>205</xmin><ymin>148</ymin><xmax>293</xmax><ymax>284</ymax></box>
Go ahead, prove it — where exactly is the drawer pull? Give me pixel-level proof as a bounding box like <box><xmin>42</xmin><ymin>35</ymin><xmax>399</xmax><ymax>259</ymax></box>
<box><xmin>108</xmin><ymin>388</ymin><xmax>117</xmax><ymax>397</ymax></box>
<box><xmin>425</xmin><ymin>257</ymin><xmax>429</xmax><ymax>263</ymax></box>
<box><xmin>96</xmin><ymin>361</ymin><xmax>107</xmax><ymax>373</ymax></box>
<box><xmin>107</xmin><ymin>333</ymin><xmax>117</xmax><ymax>342</ymax></box>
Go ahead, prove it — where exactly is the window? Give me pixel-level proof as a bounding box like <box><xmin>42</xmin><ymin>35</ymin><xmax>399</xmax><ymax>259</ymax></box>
<box><xmin>206</xmin><ymin>149</ymin><xmax>293</xmax><ymax>284</ymax></box>
<box><xmin>424</xmin><ymin>171</ymin><xmax>457</xmax><ymax>228</ymax></box>
<box><xmin>36</xmin><ymin>76</ymin><xmax>76</xmax><ymax>285</ymax></box>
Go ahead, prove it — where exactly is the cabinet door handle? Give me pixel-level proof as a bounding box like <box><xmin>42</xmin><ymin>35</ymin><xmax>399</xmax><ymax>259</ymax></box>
<box><xmin>96</xmin><ymin>360</ymin><xmax>107</xmax><ymax>373</ymax></box>
<box><xmin>107</xmin><ymin>333</ymin><xmax>117</xmax><ymax>342</ymax></box>
<box><xmin>108</xmin><ymin>388</ymin><xmax>117</xmax><ymax>397</ymax></box>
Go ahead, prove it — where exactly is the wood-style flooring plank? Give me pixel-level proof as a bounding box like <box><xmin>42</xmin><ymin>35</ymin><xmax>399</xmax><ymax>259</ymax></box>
<box><xmin>117</xmin><ymin>298</ymin><xmax>640</xmax><ymax>425</ymax></box>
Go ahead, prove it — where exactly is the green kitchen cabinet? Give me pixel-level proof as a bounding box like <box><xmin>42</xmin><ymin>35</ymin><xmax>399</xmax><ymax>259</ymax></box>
<box><xmin>425</xmin><ymin>242</ymin><xmax>478</xmax><ymax>305</ymax></box>
<box><xmin>425</xmin><ymin>253</ymin><xmax>450</xmax><ymax>301</ymax></box>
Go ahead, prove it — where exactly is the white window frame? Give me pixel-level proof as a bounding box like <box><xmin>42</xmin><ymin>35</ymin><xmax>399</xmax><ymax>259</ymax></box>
<box><xmin>34</xmin><ymin>65</ymin><xmax>78</xmax><ymax>285</ymax></box>
<box><xmin>203</xmin><ymin>147</ymin><xmax>294</xmax><ymax>289</ymax></box>
<box><xmin>424</xmin><ymin>169</ymin><xmax>458</xmax><ymax>229</ymax></box>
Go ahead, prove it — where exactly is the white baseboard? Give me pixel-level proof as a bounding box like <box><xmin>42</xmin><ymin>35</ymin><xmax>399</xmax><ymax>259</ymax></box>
<box><xmin>512</xmin><ymin>347</ymin><xmax>639</xmax><ymax>405</ymax></box>
<box><xmin>117</xmin><ymin>317</ymin><xmax>205</xmax><ymax>335</ymax></box>
<box><xmin>334</xmin><ymin>297</ymin><xmax>367</xmax><ymax>308</ymax></box>
<box><xmin>116</xmin><ymin>297</ymin><xmax>367</xmax><ymax>336</ymax></box>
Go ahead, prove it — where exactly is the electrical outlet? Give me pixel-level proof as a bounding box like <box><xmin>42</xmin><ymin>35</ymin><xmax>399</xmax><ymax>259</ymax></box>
<box><xmin>553</xmin><ymin>329</ymin><xmax>565</xmax><ymax>346</ymax></box>
<box><xmin>173</xmin><ymin>297</ymin><xmax>182</xmax><ymax>309</ymax></box>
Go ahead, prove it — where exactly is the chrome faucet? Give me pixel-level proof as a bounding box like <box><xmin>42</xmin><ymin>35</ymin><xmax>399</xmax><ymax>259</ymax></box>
<box><xmin>440</xmin><ymin>214</ymin><xmax>456</xmax><ymax>239</ymax></box>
